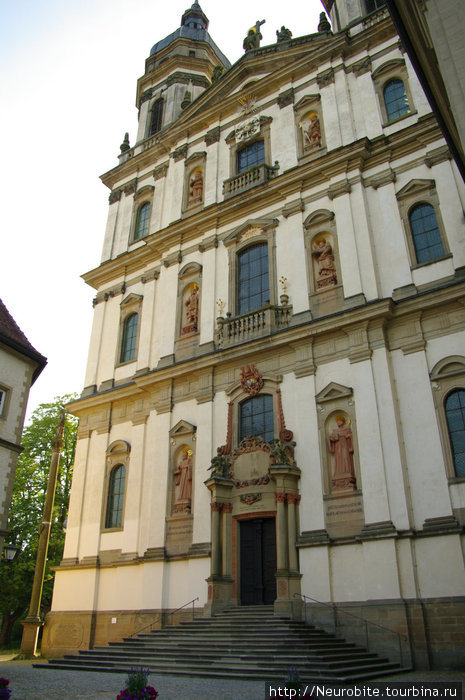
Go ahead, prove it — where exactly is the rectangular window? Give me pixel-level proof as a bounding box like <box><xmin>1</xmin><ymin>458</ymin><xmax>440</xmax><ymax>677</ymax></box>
<box><xmin>239</xmin><ymin>394</ymin><xmax>274</xmax><ymax>443</ymax></box>
<box><xmin>237</xmin><ymin>140</ymin><xmax>265</xmax><ymax>174</ymax></box>
<box><xmin>237</xmin><ymin>243</ymin><xmax>269</xmax><ymax>315</ymax></box>
<box><xmin>0</xmin><ymin>389</ymin><xmax>6</xmax><ymax>416</ymax></box>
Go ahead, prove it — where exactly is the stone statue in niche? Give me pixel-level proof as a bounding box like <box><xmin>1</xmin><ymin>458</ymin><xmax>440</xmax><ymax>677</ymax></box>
<box><xmin>182</xmin><ymin>284</ymin><xmax>199</xmax><ymax>335</ymax></box>
<box><xmin>188</xmin><ymin>169</ymin><xmax>203</xmax><ymax>204</ymax></box>
<box><xmin>312</xmin><ymin>236</ymin><xmax>337</xmax><ymax>289</ymax></box>
<box><xmin>328</xmin><ymin>415</ymin><xmax>356</xmax><ymax>492</ymax></box>
<box><xmin>173</xmin><ymin>449</ymin><xmax>193</xmax><ymax>513</ymax></box>
<box><xmin>301</xmin><ymin>111</ymin><xmax>322</xmax><ymax>151</ymax></box>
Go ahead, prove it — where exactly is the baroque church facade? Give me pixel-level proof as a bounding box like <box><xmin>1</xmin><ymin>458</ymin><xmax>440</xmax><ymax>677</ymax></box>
<box><xmin>43</xmin><ymin>1</ymin><xmax>465</xmax><ymax>669</ymax></box>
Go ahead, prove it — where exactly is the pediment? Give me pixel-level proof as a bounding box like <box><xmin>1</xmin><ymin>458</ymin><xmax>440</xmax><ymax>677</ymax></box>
<box><xmin>106</xmin><ymin>440</ymin><xmax>131</xmax><ymax>456</ymax></box>
<box><xmin>169</xmin><ymin>419</ymin><xmax>197</xmax><ymax>438</ymax></box>
<box><xmin>372</xmin><ymin>58</ymin><xmax>405</xmax><ymax>80</ymax></box>
<box><xmin>304</xmin><ymin>209</ymin><xmax>334</xmax><ymax>230</ymax></box>
<box><xmin>315</xmin><ymin>382</ymin><xmax>353</xmax><ymax>404</ymax></box>
<box><xmin>396</xmin><ymin>179</ymin><xmax>435</xmax><ymax>200</ymax></box>
<box><xmin>294</xmin><ymin>94</ymin><xmax>321</xmax><ymax>112</ymax></box>
<box><xmin>134</xmin><ymin>185</ymin><xmax>154</xmax><ymax>200</ymax></box>
<box><xmin>431</xmin><ymin>356</ymin><xmax>465</xmax><ymax>380</ymax></box>
<box><xmin>224</xmin><ymin>218</ymin><xmax>279</xmax><ymax>247</ymax></box>
<box><xmin>120</xmin><ymin>293</ymin><xmax>143</xmax><ymax>308</ymax></box>
<box><xmin>179</xmin><ymin>262</ymin><xmax>202</xmax><ymax>279</ymax></box>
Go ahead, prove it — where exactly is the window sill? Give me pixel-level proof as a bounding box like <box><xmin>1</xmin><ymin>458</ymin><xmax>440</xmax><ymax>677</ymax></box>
<box><xmin>411</xmin><ymin>252</ymin><xmax>452</xmax><ymax>270</ymax></box>
<box><xmin>382</xmin><ymin>109</ymin><xmax>417</xmax><ymax>129</ymax></box>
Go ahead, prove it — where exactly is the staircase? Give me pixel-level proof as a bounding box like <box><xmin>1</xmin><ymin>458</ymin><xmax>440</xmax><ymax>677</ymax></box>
<box><xmin>37</xmin><ymin>606</ymin><xmax>410</xmax><ymax>682</ymax></box>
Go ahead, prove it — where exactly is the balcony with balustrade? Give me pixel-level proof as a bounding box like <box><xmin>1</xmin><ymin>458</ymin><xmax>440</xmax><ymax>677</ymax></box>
<box><xmin>215</xmin><ymin>299</ymin><xmax>292</xmax><ymax>349</ymax></box>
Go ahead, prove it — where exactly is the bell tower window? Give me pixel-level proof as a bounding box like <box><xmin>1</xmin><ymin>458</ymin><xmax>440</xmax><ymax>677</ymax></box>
<box><xmin>149</xmin><ymin>98</ymin><xmax>164</xmax><ymax>136</ymax></box>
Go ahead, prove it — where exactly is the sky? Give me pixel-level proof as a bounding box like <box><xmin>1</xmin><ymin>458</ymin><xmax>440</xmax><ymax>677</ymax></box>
<box><xmin>1</xmin><ymin>0</ymin><xmax>325</xmax><ymax>421</ymax></box>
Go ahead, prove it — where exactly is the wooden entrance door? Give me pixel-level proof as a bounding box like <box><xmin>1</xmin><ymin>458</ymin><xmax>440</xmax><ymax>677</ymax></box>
<box><xmin>240</xmin><ymin>518</ymin><xmax>277</xmax><ymax>605</ymax></box>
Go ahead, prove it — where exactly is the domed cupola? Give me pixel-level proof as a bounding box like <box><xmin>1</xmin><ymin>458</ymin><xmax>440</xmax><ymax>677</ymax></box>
<box><xmin>134</xmin><ymin>3</ymin><xmax>230</xmax><ymax>143</ymax></box>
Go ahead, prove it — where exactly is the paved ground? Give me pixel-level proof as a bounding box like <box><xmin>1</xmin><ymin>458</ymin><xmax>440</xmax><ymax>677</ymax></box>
<box><xmin>0</xmin><ymin>655</ymin><xmax>464</xmax><ymax>700</ymax></box>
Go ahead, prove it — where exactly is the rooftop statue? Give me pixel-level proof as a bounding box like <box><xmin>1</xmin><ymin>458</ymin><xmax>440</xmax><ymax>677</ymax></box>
<box><xmin>243</xmin><ymin>19</ymin><xmax>265</xmax><ymax>52</ymax></box>
<box><xmin>276</xmin><ymin>26</ymin><xmax>292</xmax><ymax>42</ymax></box>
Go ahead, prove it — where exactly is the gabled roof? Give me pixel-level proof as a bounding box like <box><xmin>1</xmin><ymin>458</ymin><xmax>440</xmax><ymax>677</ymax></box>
<box><xmin>0</xmin><ymin>298</ymin><xmax>47</xmax><ymax>384</ymax></box>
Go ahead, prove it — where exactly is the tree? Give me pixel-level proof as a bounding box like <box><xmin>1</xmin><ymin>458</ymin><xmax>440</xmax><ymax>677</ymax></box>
<box><xmin>0</xmin><ymin>395</ymin><xmax>78</xmax><ymax>647</ymax></box>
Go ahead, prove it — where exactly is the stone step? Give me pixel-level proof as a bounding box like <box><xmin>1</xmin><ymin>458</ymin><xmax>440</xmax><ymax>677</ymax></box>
<box><xmin>37</xmin><ymin>606</ymin><xmax>410</xmax><ymax>682</ymax></box>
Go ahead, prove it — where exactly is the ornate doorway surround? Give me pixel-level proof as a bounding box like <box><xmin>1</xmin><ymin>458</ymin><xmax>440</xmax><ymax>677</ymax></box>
<box><xmin>204</xmin><ymin>367</ymin><xmax>302</xmax><ymax>619</ymax></box>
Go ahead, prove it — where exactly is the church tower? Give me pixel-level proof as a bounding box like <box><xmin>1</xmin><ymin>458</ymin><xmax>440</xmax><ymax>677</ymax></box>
<box><xmin>43</xmin><ymin>1</ymin><xmax>465</xmax><ymax>672</ymax></box>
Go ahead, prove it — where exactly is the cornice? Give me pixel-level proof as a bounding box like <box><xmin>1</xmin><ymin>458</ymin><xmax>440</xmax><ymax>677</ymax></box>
<box><xmin>100</xmin><ymin>18</ymin><xmax>398</xmax><ymax>191</ymax></box>
<box><xmin>88</xmin><ymin>114</ymin><xmax>442</xmax><ymax>290</ymax></box>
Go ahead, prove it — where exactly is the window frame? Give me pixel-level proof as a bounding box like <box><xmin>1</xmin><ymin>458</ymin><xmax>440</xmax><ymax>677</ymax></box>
<box><xmin>226</xmin><ymin>118</ymin><xmax>272</xmax><ymax>178</ymax></box>
<box><xmin>239</xmin><ymin>393</ymin><xmax>275</xmax><ymax>444</ymax></box>
<box><xmin>396</xmin><ymin>179</ymin><xmax>450</xmax><ymax>269</ymax></box>
<box><xmin>147</xmin><ymin>97</ymin><xmax>164</xmax><ymax>137</ymax></box>
<box><xmin>372</xmin><ymin>59</ymin><xmax>416</xmax><ymax>128</ymax></box>
<box><xmin>236</xmin><ymin>241</ymin><xmax>270</xmax><ymax>316</ymax></box>
<box><xmin>430</xmin><ymin>357</ymin><xmax>465</xmax><ymax>482</ymax></box>
<box><xmin>0</xmin><ymin>384</ymin><xmax>11</xmax><ymax>420</ymax></box>
<box><xmin>223</xmin><ymin>218</ymin><xmax>278</xmax><ymax>318</ymax></box>
<box><xmin>116</xmin><ymin>294</ymin><xmax>143</xmax><ymax>367</ymax></box>
<box><xmin>129</xmin><ymin>186</ymin><xmax>154</xmax><ymax>244</ymax></box>
<box><xmin>408</xmin><ymin>202</ymin><xmax>446</xmax><ymax>265</ymax></box>
<box><xmin>225</xmin><ymin>372</ymin><xmax>282</xmax><ymax>450</ymax></box>
<box><xmin>105</xmin><ymin>464</ymin><xmax>126</xmax><ymax>529</ymax></box>
<box><xmin>383</xmin><ymin>78</ymin><xmax>411</xmax><ymax>123</ymax></box>
<box><xmin>445</xmin><ymin>390</ymin><xmax>465</xmax><ymax>479</ymax></box>
<box><xmin>102</xmin><ymin>440</ymin><xmax>130</xmax><ymax>532</ymax></box>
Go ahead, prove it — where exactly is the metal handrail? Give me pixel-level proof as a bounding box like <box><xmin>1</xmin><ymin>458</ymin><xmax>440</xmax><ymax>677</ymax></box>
<box><xmin>294</xmin><ymin>593</ymin><xmax>409</xmax><ymax>666</ymax></box>
<box><xmin>130</xmin><ymin>597</ymin><xmax>199</xmax><ymax>638</ymax></box>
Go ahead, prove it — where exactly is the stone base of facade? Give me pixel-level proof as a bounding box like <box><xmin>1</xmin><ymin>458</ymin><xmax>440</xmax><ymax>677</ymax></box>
<box><xmin>303</xmin><ymin>596</ymin><xmax>465</xmax><ymax>671</ymax></box>
<box><xmin>40</xmin><ymin>606</ymin><xmax>205</xmax><ymax>659</ymax></box>
<box><xmin>42</xmin><ymin>596</ymin><xmax>465</xmax><ymax>669</ymax></box>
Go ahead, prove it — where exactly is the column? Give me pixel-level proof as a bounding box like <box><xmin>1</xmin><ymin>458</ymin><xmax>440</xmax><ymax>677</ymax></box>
<box><xmin>275</xmin><ymin>492</ymin><xmax>288</xmax><ymax>571</ymax></box>
<box><xmin>222</xmin><ymin>503</ymin><xmax>233</xmax><ymax>578</ymax></box>
<box><xmin>210</xmin><ymin>502</ymin><xmax>222</xmax><ymax>577</ymax></box>
<box><xmin>287</xmin><ymin>494</ymin><xmax>300</xmax><ymax>573</ymax></box>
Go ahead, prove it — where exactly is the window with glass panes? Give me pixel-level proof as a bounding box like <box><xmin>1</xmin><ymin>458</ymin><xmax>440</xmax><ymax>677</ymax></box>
<box><xmin>237</xmin><ymin>243</ymin><xmax>269</xmax><ymax>315</ymax></box>
<box><xmin>445</xmin><ymin>390</ymin><xmax>465</xmax><ymax>478</ymax></box>
<box><xmin>239</xmin><ymin>394</ymin><xmax>274</xmax><ymax>443</ymax></box>
<box><xmin>149</xmin><ymin>99</ymin><xmax>163</xmax><ymax>136</ymax></box>
<box><xmin>365</xmin><ymin>0</ymin><xmax>386</xmax><ymax>13</ymax></box>
<box><xmin>237</xmin><ymin>140</ymin><xmax>265</xmax><ymax>174</ymax></box>
<box><xmin>120</xmin><ymin>313</ymin><xmax>138</xmax><ymax>363</ymax></box>
<box><xmin>134</xmin><ymin>202</ymin><xmax>150</xmax><ymax>240</ymax></box>
<box><xmin>105</xmin><ymin>465</ymin><xmax>126</xmax><ymax>528</ymax></box>
<box><xmin>409</xmin><ymin>203</ymin><xmax>444</xmax><ymax>263</ymax></box>
<box><xmin>383</xmin><ymin>79</ymin><xmax>410</xmax><ymax>122</ymax></box>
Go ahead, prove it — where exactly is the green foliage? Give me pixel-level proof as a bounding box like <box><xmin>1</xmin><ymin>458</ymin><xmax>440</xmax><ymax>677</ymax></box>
<box><xmin>126</xmin><ymin>668</ymin><xmax>150</xmax><ymax>694</ymax></box>
<box><xmin>0</xmin><ymin>395</ymin><xmax>78</xmax><ymax>646</ymax></box>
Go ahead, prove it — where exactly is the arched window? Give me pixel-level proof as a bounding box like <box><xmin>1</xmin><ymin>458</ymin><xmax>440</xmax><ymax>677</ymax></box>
<box><xmin>445</xmin><ymin>390</ymin><xmax>465</xmax><ymax>478</ymax></box>
<box><xmin>409</xmin><ymin>203</ymin><xmax>445</xmax><ymax>263</ymax></box>
<box><xmin>105</xmin><ymin>464</ymin><xmax>126</xmax><ymax>529</ymax></box>
<box><xmin>134</xmin><ymin>202</ymin><xmax>150</xmax><ymax>240</ymax></box>
<box><xmin>237</xmin><ymin>243</ymin><xmax>269</xmax><ymax>315</ymax></box>
<box><xmin>149</xmin><ymin>99</ymin><xmax>163</xmax><ymax>136</ymax></box>
<box><xmin>237</xmin><ymin>140</ymin><xmax>265</xmax><ymax>174</ymax></box>
<box><xmin>383</xmin><ymin>79</ymin><xmax>410</xmax><ymax>122</ymax></box>
<box><xmin>120</xmin><ymin>313</ymin><xmax>138</xmax><ymax>363</ymax></box>
<box><xmin>239</xmin><ymin>394</ymin><xmax>274</xmax><ymax>443</ymax></box>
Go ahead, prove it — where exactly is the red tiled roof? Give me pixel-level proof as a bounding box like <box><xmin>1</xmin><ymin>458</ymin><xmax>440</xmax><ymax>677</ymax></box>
<box><xmin>0</xmin><ymin>298</ymin><xmax>47</xmax><ymax>383</ymax></box>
